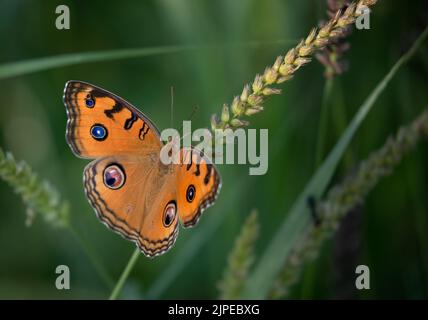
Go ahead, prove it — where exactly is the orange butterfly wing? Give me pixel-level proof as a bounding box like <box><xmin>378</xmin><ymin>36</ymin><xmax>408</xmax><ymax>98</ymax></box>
<box><xmin>176</xmin><ymin>148</ymin><xmax>222</xmax><ymax>227</ymax></box>
<box><xmin>84</xmin><ymin>156</ymin><xmax>179</xmax><ymax>257</ymax></box>
<box><xmin>64</xmin><ymin>80</ymin><xmax>162</xmax><ymax>159</ymax></box>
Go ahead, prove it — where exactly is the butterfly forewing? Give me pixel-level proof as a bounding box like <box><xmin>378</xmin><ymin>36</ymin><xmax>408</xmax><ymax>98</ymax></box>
<box><xmin>63</xmin><ymin>80</ymin><xmax>162</xmax><ymax>159</ymax></box>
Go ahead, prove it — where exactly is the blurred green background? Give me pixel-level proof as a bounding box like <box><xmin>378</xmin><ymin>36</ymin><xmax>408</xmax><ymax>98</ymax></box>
<box><xmin>1</xmin><ymin>0</ymin><xmax>428</xmax><ymax>299</ymax></box>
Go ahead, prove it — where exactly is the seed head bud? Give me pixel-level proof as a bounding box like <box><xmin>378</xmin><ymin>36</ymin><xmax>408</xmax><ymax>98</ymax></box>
<box><xmin>230</xmin><ymin>119</ymin><xmax>249</xmax><ymax>128</ymax></box>
<box><xmin>262</xmin><ymin>87</ymin><xmax>281</xmax><ymax>96</ymax></box>
<box><xmin>284</xmin><ymin>48</ymin><xmax>296</xmax><ymax>65</ymax></box>
<box><xmin>264</xmin><ymin>68</ymin><xmax>278</xmax><ymax>85</ymax></box>
<box><xmin>245</xmin><ymin>106</ymin><xmax>264</xmax><ymax>116</ymax></box>
<box><xmin>221</xmin><ymin>104</ymin><xmax>230</xmax><ymax>123</ymax></box>
<box><xmin>241</xmin><ymin>84</ymin><xmax>250</xmax><ymax>102</ymax></box>
<box><xmin>252</xmin><ymin>75</ymin><xmax>264</xmax><ymax>94</ymax></box>
<box><xmin>231</xmin><ymin>96</ymin><xmax>244</xmax><ymax>116</ymax></box>
<box><xmin>211</xmin><ymin>114</ymin><xmax>220</xmax><ymax>131</ymax></box>
<box><xmin>247</xmin><ymin>94</ymin><xmax>263</xmax><ymax>107</ymax></box>
<box><xmin>273</xmin><ymin>56</ymin><xmax>283</xmax><ymax>71</ymax></box>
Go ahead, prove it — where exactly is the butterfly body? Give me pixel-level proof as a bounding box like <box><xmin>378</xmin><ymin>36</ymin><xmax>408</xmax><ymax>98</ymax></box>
<box><xmin>64</xmin><ymin>81</ymin><xmax>221</xmax><ymax>257</ymax></box>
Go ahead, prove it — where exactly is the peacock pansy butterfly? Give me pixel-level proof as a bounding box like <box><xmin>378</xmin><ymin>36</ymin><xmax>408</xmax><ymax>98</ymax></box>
<box><xmin>63</xmin><ymin>81</ymin><xmax>221</xmax><ymax>257</ymax></box>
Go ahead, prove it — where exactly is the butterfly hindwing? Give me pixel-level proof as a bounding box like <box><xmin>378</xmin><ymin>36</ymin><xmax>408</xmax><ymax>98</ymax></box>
<box><xmin>84</xmin><ymin>155</ymin><xmax>179</xmax><ymax>257</ymax></box>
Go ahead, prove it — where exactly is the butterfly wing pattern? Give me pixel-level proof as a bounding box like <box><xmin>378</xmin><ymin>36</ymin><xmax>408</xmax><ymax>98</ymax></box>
<box><xmin>176</xmin><ymin>148</ymin><xmax>222</xmax><ymax>228</ymax></box>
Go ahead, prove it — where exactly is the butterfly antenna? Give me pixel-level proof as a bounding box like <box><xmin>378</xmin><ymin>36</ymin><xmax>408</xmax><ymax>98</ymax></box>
<box><xmin>170</xmin><ymin>86</ymin><xmax>174</xmax><ymax>129</ymax></box>
<box><xmin>179</xmin><ymin>105</ymin><xmax>199</xmax><ymax>131</ymax></box>
<box><xmin>188</xmin><ymin>105</ymin><xmax>199</xmax><ymax>122</ymax></box>
<box><xmin>179</xmin><ymin>105</ymin><xmax>200</xmax><ymax>142</ymax></box>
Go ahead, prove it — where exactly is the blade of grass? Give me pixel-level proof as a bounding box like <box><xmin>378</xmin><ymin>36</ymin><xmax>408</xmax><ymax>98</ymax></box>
<box><xmin>0</xmin><ymin>46</ymin><xmax>193</xmax><ymax>80</ymax></box>
<box><xmin>0</xmin><ymin>40</ymin><xmax>296</xmax><ymax>80</ymax></box>
<box><xmin>241</xmin><ymin>25</ymin><xmax>428</xmax><ymax>299</ymax></box>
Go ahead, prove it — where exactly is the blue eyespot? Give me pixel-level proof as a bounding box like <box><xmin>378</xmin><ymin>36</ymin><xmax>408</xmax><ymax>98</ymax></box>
<box><xmin>90</xmin><ymin>124</ymin><xmax>107</xmax><ymax>141</ymax></box>
<box><xmin>85</xmin><ymin>98</ymin><xmax>95</xmax><ymax>108</ymax></box>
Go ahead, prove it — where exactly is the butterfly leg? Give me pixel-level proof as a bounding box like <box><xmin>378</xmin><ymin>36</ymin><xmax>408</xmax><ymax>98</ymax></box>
<box><xmin>307</xmin><ymin>196</ymin><xmax>321</xmax><ymax>226</ymax></box>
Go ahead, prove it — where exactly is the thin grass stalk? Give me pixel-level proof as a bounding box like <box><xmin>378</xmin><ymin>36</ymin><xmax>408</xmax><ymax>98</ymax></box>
<box><xmin>109</xmin><ymin>248</ymin><xmax>141</xmax><ymax>300</ymax></box>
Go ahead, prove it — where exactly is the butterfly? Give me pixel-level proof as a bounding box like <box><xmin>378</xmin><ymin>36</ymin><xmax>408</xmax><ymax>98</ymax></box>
<box><xmin>63</xmin><ymin>81</ymin><xmax>221</xmax><ymax>257</ymax></box>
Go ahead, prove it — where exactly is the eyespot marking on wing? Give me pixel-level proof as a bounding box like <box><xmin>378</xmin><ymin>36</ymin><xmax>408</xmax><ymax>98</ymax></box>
<box><xmin>90</xmin><ymin>124</ymin><xmax>108</xmax><ymax>141</ymax></box>
<box><xmin>163</xmin><ymin>201</ymin><xmax>177</xmax><ymax>227</ymax></box>
<box><xmin>186</xmin><ymin>185</ymin><xmax>196</xmax><ymax>203</ymax></box>
<box><xmin>103</xmin><ymin>163</ymin><xmax>126</xmax><ymax>190</ymax></box>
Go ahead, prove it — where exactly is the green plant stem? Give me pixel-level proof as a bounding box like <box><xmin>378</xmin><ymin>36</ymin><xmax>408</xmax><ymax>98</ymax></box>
<box><xmin>240</xmin><ymin>24</ymin><xmax>428</xmax><ymax>300</ymax></box>
<box><xmin>315</xmin><ymin>78</ymin><xmax>334</xmax><ymax>168</ymax></box>
<box><xmin>109</xmin><ymin>248</ymin><xmax>141</xmax><ymax>300</ymax></box>
<box><xmin>68</xmin><ymin>225</ymin><xmax>114</xmax><ymax>289</ymax></box>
